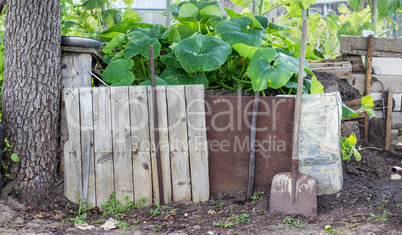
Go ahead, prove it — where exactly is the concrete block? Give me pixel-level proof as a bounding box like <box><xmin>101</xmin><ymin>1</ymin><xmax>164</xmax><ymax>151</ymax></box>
<box><xmin>341</xmin><ymin>121</ymin><xmax>361</xmax><ymax>140</ymax></box>
<box><xmin>391</xmin><ymin>129</ymin><xmax>399</xmax><ymax>150</ymax></box>
<box><xmin>392</xmin><ymin>112</ymin><xmax>402</xmax><ymax>129</ymax></box>
<box><xmin>348</xmin><ymin>74</ymin><xmax>402</xmax><ymax>94</ymax></box>
<box><xmin>341</xmin><ymin>35</ymin><xmax>402</xmax><ymax>58</ymax></box>
<box><xmin>298</xmin><ymin>92</ymin><xmax>343</xmax><ymax>195</ymax></box>
<box><xmin>325</xmin><ymin>84</ymin><xmax>339</xmax><ymax>93</ymax></box>
<box><xmin>372</xmin><ymin>57</ymin><xmax>402</xmax><ymax>75</ymax></box>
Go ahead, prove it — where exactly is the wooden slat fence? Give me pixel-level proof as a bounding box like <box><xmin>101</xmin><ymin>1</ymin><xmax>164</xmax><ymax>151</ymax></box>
<box><xmin>63</xmin><ymin>85</ymin><xmax>209</xmax><ymax>207</ymax></box>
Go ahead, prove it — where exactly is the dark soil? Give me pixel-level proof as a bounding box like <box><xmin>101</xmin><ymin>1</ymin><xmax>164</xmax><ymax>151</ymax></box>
<box><xmin>0</xmin><ymin>72</ymin><xmax>401</xmax><ymax>234</ymax></box>
<box><xmin>0</xmin><ymin>148</ymin><xmax>400</xmax><ymax>235</ymax></box>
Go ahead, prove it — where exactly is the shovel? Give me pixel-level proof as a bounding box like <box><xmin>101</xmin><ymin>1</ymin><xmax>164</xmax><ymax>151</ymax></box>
<box><xmin>269</xmin><ymin>10</ymin><xmax>317</xmax><ymax>217</ymax></box>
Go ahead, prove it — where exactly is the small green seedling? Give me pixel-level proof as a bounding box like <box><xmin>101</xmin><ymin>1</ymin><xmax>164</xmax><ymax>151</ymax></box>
<box><xmin>213</xmin><ymin>218</ymin><xmax>233</xmax><ymax>228</ymax></box>
<box><xmin>215</xmin><ymin>201</ymin><xmax>224</xmax><ymax>208</ymax></box>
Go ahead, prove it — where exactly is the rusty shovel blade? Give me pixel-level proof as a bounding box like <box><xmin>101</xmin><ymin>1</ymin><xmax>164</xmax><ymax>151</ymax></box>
<box><xmin>269</xmin><ymin>172</ymin><xmax>317</xmax><ymax>217</ymax></box>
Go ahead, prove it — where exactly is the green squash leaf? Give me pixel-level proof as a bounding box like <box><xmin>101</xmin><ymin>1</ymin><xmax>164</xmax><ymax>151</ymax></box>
<box><xmin>349</xmin><ymin>0</ymin><xmax>364</xmax><ymax>11</ymax></box>
<box><xmin>159</xmin><ymin>66</ymin><xmax>209</xmax><ymax>87</ymax></box>
<box><xmin>230</xmin><ymin>0</ymin><xmax>252</xmax><ymax>7</ymax></box>
<box><xmin>232</xmin><ymin>43</ymin><xmax>258</xmax><ymax>61</ymax></box>
<box><xmin>362</xmin><ymin>95</ymin><xmax>374</xmax><ymax>109</ymax></box>
<box><xmin>102</xmin><ymin>59</ymin><xmax>135</xmax><ymax>85</ymax></box>
<box><xmin>122</xmin><ymin>0</ymin><xmax>133</xmax><ymax>6</ymax></box>
<box><xmin>179</xmin><ymin>3</ymin><xmax>199</xmax><ymax>19</ymax></box>
<box><xmin>124</xmin><ymin>36</ymin><xmax>161</xmax><ymax>60</ymax></box>
<box><xmin>140</xmin><ymin>76</ymin><xmax>170</xmax><ymax>86</ymax></box>
<box><xmin>341</xmin><ymin>102</ymin><xmax>359</xmax><ymax>119</ymax></box>
<box><xmin>246</xmin><ymin>48</ymin><xmax>281</xmax><ymax>91</ymax></box>
<box><xmin>310</xmin><ymin>76</ymin><xmax>324</xmax><ymax>94</ymax></box>
<box><xmin>82</xmin><ymin>0</ymin><xmax>107</xmax><ymax>10</ymax></box>
<box><xmin>101</xmin><ymin>9</ymin><xmax>123</xmax><ymax>27</ymax></box>
<box><xmin>326</xmin><ymin>11</ymin><xmax>340</xmax><ymax>31</ymax></box>
<box><xmin>102</xmin><ymin>33</ymin><xmax>126</xmax><ymax>54</ymax></box>
<box><xmin>215</xmin><ymin>17</ymin><xmax>266</xmax><ymax>47</ymax></box>
<box><xmin>160</xmin><ymin>52</ymin><xmax>182</xmax><ymax>69</ymax></box>
<box><xmin>224</xmin><ymin>7</ymin><xmax>241</xmax><ymax>18</ymax></box>
<box><xmin>175</xmin><ymin>34</ymin><xmax>231</xmax><ymax>73</ymax></box>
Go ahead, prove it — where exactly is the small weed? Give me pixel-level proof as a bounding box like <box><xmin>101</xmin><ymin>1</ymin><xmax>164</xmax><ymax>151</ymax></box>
<box><xmin>153</xmin><ymin>224</ymin><xmax>162</xmax><ymax>232</ymax></box>
<box><xmin>213</xmin><ymin>218</ymin><xmax>233</xmax><ymax>228</ymax></box>
<box><xmin>116</xmin><ymin>220</ymin><xmax>128</xmax><ymax>229</ymax></box>
<box><xmin>251</xmin><ymin>190</ymin><xmax>264</xmax><ymax>202</ymax></box>
<box><xmin>307</xmin><ymin>231</ymin><xmax>317</xmax><ymax>235</ymax></box>
<box><xmin>395</xmin><ymin>204</ymin><xmax>400</xmax><ymax>208</ymax></box>
<box><xmin>231</xmin><ymin>211</ymin><xmax>250</xmax><ymax>224</ymax></box>
<box><xmin>229</xmin><ymin>204</ymin><xmax>234</xmax><ymax>213</ymax></box>
<box><xmin>368</xmin><ymin>209</ymin><xmax>391</xmax><ymax>222</ymax></box>
<box><xmin>215</xmin><ymin>201</ymin><xmax>224</xmax><ymax>208</ymax></box>
<box><xmin>150</xmin><ymin>199</ymin><xmax>178</xmax><ymax>217</ymax></box>
<box><xmin>366</xmin><ymin>197</ymin><xmax>371</xmax><ymax>201</ymax></box>
<box><xmin>277</xmin><ymin>223</ymin><xmax>285</xmax><ymax>229</ymax></box>
<box><xmin>283</xmin><ymin>216</ymin><xmax>306</xmax><ymax>228</ymax></box>
<box><xmin>325</xmin><ymin>229</ymin><xmax>343</xmax><ymax>234</ymax></box>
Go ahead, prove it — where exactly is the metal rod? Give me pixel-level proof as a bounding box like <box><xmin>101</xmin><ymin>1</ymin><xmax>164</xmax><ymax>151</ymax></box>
<box><xmin>150</xmin><ymin>45</ymin><xmax>164</xmax><ymax>205</ymax></box>
<box><xmin>87</xmin><ymin>71</ymin><xmax>110</xmax><ymax>87</ymax></box>
<box><xmin>364</xmin><ymin>35</ymin><xmax>374</xmax><ymax>140</ymax></box>
<box><xmin>372</xmin><ymin>0</ymin><xmax>377</xmax><ymax>34</ymax></box>
<box><xmin>166</xmin><ymin>0</ymin><xmax>171</xmax><ymax>26</ymax></box>
<box><xmin>247</xmin><ymin>92</ymin><xmax>260</xmax><ymax>200</ymax></box>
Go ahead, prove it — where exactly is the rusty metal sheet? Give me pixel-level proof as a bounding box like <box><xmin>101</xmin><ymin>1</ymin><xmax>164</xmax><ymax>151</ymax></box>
<box><xmin>205</xmin><ymin>96</ymin><xmax>295</xmax><ymax>196</ymax></box>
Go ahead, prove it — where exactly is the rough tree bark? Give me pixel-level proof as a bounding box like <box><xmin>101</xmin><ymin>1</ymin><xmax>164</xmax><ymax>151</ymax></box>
<box><xmin>1</xmin><ymin>0</ymin><xmax>61</xmax><ymax>205</ymax></box>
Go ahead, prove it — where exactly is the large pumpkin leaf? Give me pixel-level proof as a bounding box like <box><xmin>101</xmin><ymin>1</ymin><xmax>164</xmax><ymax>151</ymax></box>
<box><xmin>124</xmin><ymin>36</ymin><xmax>161</xmax><ymax>60</ymax></box>
<box><xmin>310</xmin><ymin>76</ymin><xmax>324</xmax><ymax>94</ymax></box>
<box><xmin>171</xmin><ymin>0</ymin><xmax>221</xmax><ymax>19</ymax></box>
<box><xmin>159</xmin><ymin>66</ymin><xmax>209</xmax><ymax>87</ymax></box>
<box><xmin>102</xmin><ymin>33</ymin><xmax>126</xmax><ymax>54</ymax></box>
<box><xmin>175</xmin><ymin>34</ymin><xmax>231</xmax><ymax>73</ymax></box>
<box><xmin>140</xmin><ymin>76</ymin><xmax>170</xmax><ymax>86</ymax></box>
<box><xmin>230</xmin><ymin>0</ymin><xmax>252</xmax><ymax>7</ymax></box>
<box><xmin>160</xmin><ymin>52</ymin><xmax>182</xmax><ymax>69</ymax></box>
<box><xmin>101</xmin><ymin>9</ymin><xmax>123</xmax><ymax>27</ymax></box>
<box><xmin>82</xmin><ymin>0</ymin><xmax>107</xmax><ymax>10</ymax></box>
<box><xmin>247</xmin><ymin>48</ymin><xmax>295</xmax><ymax>91</ymax></box>
<box><xmin>179</xmin><ymin>3</ymin><xmax>199</xmax><ymax>19</ymax></box>
<box><xmin>215</xmin><ymin>17</ymin><xmax>266</xmax><ymax>47</ymax></box>
<box><xmin>232</xmin><ymin>43</ymin><xmax>258</xmax><ymax>61</ymax></box>
<box><xmin>102</xmin><ymin>59</ymin><xmax>135</xmax><ymax>85</ymax></box>
<box><xmin>127</xmin><ymin>25</ymin><xmax>166</xmax><ymax>41</ymax></box>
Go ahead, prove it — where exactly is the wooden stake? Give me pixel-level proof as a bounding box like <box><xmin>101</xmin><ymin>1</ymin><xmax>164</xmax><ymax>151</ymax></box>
<box><xmin>364</xmin><ymin>35</ymin><xmax>374</xmax><ymax>140</ymax></box>
<box><xmin>385</xmin><ymin>88</ymin><xmax>393</xmax><ymax>151</ymax></box>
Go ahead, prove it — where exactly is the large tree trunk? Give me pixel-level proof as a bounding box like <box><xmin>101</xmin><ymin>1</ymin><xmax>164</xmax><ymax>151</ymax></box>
<box><xmin>1</xmin><ymin>0</ymin><xmax>61</xmax><ymax>205</ymax></box>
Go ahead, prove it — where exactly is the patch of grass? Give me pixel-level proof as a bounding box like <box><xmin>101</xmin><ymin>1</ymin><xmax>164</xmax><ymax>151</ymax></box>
<box><xmin>149</xmin><ymin>199</ymin><xmax>178</xmax><ymax>217</ymax></box>
<box><xmin>283</xmin><ymin>216</ymin><xmax>306</xmax><ymax>228</ymax></box>
<box><xmin>153</xmin><ymin>223</ymin><xmax>162</xmax><ymax>232</ymax></box>
<box><xmin>368</xmin><ymin>209</ymin><xmax>391</xmax><ymax>222</ymax></box>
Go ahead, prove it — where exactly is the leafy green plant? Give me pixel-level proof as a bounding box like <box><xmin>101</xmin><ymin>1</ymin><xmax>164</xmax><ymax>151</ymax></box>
<box><xmin>283</xmin><ymin>216</ymin><xmax>306</xmax><ymax>228</ymax></box>
<box><xmin>231</xmin><ymin>211</ymin><xmax>250</xmax><ymax>224</ymax></box>
<box><xmin>153</xmin><ymin>223</ymin><xmax>163</xmax><ymax>232</ymax></box>
<box><xmin>65</xmin><ymin>198</ymin><xmax>88</xmax><ymax>225</ymax></box>
<box><xmin>213</xmin><ymin>218</ymin><xmax>233</xmax><ymax>228</ymax></box>
<box><xmin>215</xmin><ymin>201</ymin><xmax>224</xmax><ymax>208</ymax></box>
<box><xmin>1</xmin><ymin>138</ymin><xmax>20</xmax><ymax>183</ymax></box>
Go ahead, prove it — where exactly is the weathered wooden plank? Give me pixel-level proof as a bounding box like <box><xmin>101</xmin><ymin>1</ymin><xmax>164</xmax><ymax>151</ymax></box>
<box><xmin>185</xmin><ymin>85</ymin><xmax>209</xmax><ymax>202</ymax></box>
<box><xmin>63</xmin><ymin>88</ymin><xmax>82</xmax><ymax>204</ymax></box>
<box><xmin>79</xmin><ymin>88</ymin><xmax>96</xmax><ymax>207</ymax></box>
<box><xmin>60</xmin><ymin>52</ymin><xmax>92</xmax><ymax>173</ymax></box>
<box><xmin>93</xmin><ymin>87</ymin><xmax>114</xmax><ymax>207</ymax></box>
<box><xmin>111</xmin><ymin>87</ymin><xmax>134</xmax><ymax>203</ymax></box>
<box><xmin>318</xmin><ymin>55</ymin><xmax>365</xmax><ymax>72</ymax></box>
<box><xmin>129</xmin><ymin>86</ymin><xmax>153</xmax><ymax>204</ymax></box>
<box><xmin>340</xmin><ymin>35</ymin><xmax>402</xmax><ymax>57</ymax></box>
<box><xmin>147</xmin><ymin>86</ymin><xmax>172</xmax><ymax>204</ymax></box>
<box><xmin>310</xmin><ymin>61</ymin><xmax>352</xmax><ymax>79</ymax></box>
<box><xmin>166</xmin><ymin>86</ymin><xmax>191</xmax><ymax>201</ymax></box>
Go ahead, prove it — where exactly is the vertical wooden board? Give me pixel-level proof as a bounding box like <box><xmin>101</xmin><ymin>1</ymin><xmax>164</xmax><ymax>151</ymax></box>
<box><xmin>93</xmin><ymin>87</ymin><xmax>114</xmax><ymax>206</ymax></box>
<box><xmin>79</xmin><ymin>88</ymin><xmax>96</xmax><ymax>207</ymax></box>
<box><xmin>61</xmin><ymin>53</ymin><xmax>92</xmax><ymax>89</ymax></box>
<box><xmin>166</xmin><ymin>86</ymin><xmax>191</xmax><ymax>201</ymax></box>
<box><xmin>129</xmin><ymin>86</ymin><xmax>152</xmax><ymax>204</ymax></box>
<box><xmin>186</xmin><ymin>85</ymin><xmax>209</xmax><ymax>202</ymax></box>
<box><xmin>147</xmin><ymin>86</ymin><xmax>172</xmax><ymax>204</ymax></box>
<box><xmin>111</xmin><ymin>87</ymin><xmax>134</xmax><ymax>202</ymax></box>
<box><xmin>63</xmin><ymin>88</ymin><xmax>82</xmax><ymax>204</ymax></box>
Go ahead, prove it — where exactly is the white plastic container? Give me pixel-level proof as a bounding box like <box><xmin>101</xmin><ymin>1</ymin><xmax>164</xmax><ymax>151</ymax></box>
<box><xmin>298</xmin><ymin>92</ymin><xmax>343</xmax><ymax>195</ymax></box>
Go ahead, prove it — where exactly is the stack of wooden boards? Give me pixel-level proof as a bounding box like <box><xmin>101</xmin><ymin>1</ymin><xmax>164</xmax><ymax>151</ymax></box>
<box><xmin>63</xmin><ymin>85</ymin><xmax>209</xmax><ymax>207</ymax></box>
<box><xmin>312</xmin><ymin>35</ymin><xmax>402</xmax><ymax>150</ymax></box>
